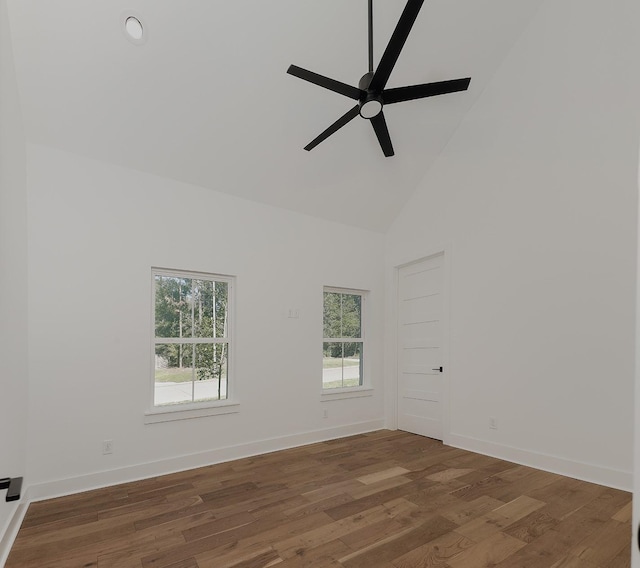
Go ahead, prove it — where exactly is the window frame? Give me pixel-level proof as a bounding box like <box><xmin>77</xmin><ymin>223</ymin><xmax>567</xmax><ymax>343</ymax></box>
<box><xmin>145</xmin><ymin>267</ymin><xmax>238</xmax><ymax>424</ymax></box>
<box><xmin>321</xmin><ymin>286</ymin><xmax>370</xmax><ymax>397</ymax></box>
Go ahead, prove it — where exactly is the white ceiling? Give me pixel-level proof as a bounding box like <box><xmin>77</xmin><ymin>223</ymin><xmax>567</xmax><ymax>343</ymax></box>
<box><xmin>6</xmin><ymin>0</ymin><xmax>543</xmax><ymax>232</ymax></box>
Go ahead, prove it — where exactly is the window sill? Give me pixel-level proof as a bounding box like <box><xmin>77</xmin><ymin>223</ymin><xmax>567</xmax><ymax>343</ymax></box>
<box><xmin>320</xmin><ymin>387</ymin><xmax>373</xmax><ymax>402</ymax></box>
<box><xmin>144</xmin><ymin>401</ymin><xmax>240</xmax><ymax>424</ymax></box>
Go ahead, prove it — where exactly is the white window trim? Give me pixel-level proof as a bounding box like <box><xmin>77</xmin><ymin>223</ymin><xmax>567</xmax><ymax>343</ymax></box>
<box><xmin>322</xmin><ymin>286</ymin><xmax>370</xmax><ymax>395</ymax></box>
<box><xmin>320</xmin><ymin>387</ymin><xmax>374</xmax><ymax>402</ymax></box>
<box><xmin>144</xmin><ymin>401</ymin><xmax>240</xmax><ymax>424</ymax></box>
<box><xmin>148</xmin><ymin>267</ymin><xmax>237</xmax><ymax>422</ymax></box>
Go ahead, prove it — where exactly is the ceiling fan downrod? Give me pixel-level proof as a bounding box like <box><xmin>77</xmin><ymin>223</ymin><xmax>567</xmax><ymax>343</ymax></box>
<box><xmin>368</xmin><ymin>0</ymin><xmax>374</xmax><ymax>74</ymax></box>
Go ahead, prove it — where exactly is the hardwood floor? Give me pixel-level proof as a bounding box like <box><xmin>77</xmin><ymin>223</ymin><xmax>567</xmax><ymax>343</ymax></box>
<box><xmin>6</xmin><ymin>430</ymin><xmax>632</xmax><ymax>568</ymax></box>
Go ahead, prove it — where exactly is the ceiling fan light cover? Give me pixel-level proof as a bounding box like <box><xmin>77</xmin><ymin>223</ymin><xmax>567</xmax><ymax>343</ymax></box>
<box><xmin>360</xmin><ymin>99</ymin><xmax>383</xmax><ymax>119</ymax></box>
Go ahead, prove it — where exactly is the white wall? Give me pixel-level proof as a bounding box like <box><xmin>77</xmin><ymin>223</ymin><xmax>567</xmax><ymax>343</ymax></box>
<box><xmin>386</xmin><ymin>0</ymin><xmax>639</xmax><ymax>490</ymax></box>
<box><xmin>633</xmin><ymin>151</ymin><xmax>640</xmax><ymax>568</ymax></box>
<box><xmin>0</xmin><ymin>0</ymin><xmax>28</xmax><ymax>558</ymax></box>
<box><xmin>24</xmin><ymin>144</ymin><xmax>385</xmax><ymax>496</ymax></box>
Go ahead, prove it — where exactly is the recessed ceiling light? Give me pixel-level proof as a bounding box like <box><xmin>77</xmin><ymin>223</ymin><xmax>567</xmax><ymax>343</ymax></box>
<box><xmin>125</xmin><ymin>16</ymin><xmax>144</xmax><ymax>41</ymax></box>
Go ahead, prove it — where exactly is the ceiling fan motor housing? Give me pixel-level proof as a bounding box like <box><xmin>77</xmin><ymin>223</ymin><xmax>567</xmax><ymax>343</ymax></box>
<box><xmin>358</xmin><ymin>72</ymin><xmax>383</xmax><ymax>119</ymax></box>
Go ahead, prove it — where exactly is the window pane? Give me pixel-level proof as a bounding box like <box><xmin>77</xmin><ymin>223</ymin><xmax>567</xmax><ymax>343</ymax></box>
<box><xmin>194</xmin><ymin>343</ymin><xmax>228</xmax><ymax>401</ymax></box>
<box><xmin>323</xmin><ymin>292</ymin><xmax>341</xmax><ymax>338</ymax></box>
<box><xmin>214</xmin><ymin>281</ymin><xmax>228</xmax><ymax>338</ymax></box>
<box><xmin>343</xmin><ymin>342</ymin><xmax>363</xmax><ymax>387</ymax></box>
<box><xmin>323</xmin><ymin>342</ymin><xmax>343</xmax><ymax>389</ymax></box>
<box><xmin>154</xmin><ymin>344</ymin><xmax>194</xmax><ymax>405</ymax></box>
<box><xmin>342</xmin><ymin>294</ymin><xmax>362</xmax><ymax>338</ymax></box>
<box><xmin>154</xmin><ymin>275</ymin><xmax>193</xmax><ymax>338</ymax></box>
<box><xmin>192</xmin><ymin>279</ymin><xmax>214</xmax><ymax>338</ymax></box>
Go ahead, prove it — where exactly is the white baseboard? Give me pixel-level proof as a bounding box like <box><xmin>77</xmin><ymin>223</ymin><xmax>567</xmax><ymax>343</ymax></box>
<box><xmin>0</xmin><ymin>499</ymin><xmax>29</xmax><ymax>568</ymax></box>
<box><xmin>446</xmin><ymin>433</ymin><xmax>632</xmax><ymax>492</ymax></box>
<box><xmin>27</xmin><ymin>420</ymin><xmax>385</xmax><ymax>503</ymax></box>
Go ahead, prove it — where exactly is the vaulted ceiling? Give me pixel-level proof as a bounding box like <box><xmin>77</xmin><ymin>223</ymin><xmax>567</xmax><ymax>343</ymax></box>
<box><xmin>6</xmin><ymin>0</ymin><xmax>544</xmax><ymax>231</ymax></box>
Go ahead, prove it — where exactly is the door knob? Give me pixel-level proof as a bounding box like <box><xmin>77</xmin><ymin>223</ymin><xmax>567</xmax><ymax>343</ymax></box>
<box><xmin>432</xmin><ymin>367</ymin><xmax>443</xmax><ymax>372</ymax></box>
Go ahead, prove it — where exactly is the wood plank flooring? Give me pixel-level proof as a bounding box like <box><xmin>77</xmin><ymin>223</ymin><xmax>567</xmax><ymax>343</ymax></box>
<box><xmin>6</xmin><ymin>431</ymin><xmax>632</xmax><ymax>568</ymax></box>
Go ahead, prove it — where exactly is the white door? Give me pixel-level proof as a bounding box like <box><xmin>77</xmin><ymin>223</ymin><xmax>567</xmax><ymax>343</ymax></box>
<box><xmin>397</xmin><ymin>253</ymin><xmax>445</xmax><ymax>440</ymax></box>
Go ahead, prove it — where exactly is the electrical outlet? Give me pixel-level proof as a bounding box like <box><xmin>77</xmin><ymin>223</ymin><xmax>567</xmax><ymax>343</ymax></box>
<box><xmin>323</xmin><ymin>409</ymin><xmax>329</xmax><ymax>419</ymax></box>
<box><xmin>489</xmin><ymin>417</ymin><xmax>497</xmax><ymax>430</ymax></box>
<box><xmin>102</xmin><ymin>439</ymin><xmax>114</xmax><ymax>455</ymax></box>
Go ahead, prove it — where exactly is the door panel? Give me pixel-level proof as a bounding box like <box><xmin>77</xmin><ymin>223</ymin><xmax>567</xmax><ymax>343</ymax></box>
<box><xmin>399</xmin><ymin>296</ymin><xmax>442</xmax><ymax>324</ymax></box>
<box><xmin>397</xmin><ymin>254</ymin><xmax>444</xmax><ymax>440</ymax></box>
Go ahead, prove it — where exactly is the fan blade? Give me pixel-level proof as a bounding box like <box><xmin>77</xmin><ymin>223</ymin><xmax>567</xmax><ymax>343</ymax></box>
<box><xmin>383</xmin><ymin>78</ymin><xmax>471</xmax><ymax>104</ymax></box>
<box><xmin>370</xmin><ymin>112</ymin><xmax>394</xmax><ymax>157</ymax></box>
<box><xmin>369</xmin><ymin>0</ymin><xmax>424</xmax><ymax>93</ymax></box>
<box><xmin>287</xmin><ymin>65</ymin><xmax>363</xmax><ymax>100</ymax></box>
<box><xmin>304</xmin><ymin>105</ymin><xmax>360</xmax><ymax>151</ymax></box>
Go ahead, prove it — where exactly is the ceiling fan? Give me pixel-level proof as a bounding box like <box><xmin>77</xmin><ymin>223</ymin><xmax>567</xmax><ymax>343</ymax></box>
<box><xmin>287</xmin><ymin>0</ymin><xmax>471</xmax><ymax>157</ymax></box>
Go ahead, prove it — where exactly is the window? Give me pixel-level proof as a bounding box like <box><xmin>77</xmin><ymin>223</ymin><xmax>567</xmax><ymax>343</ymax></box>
<box><xmin>323</xmin><ymin>288</ymin><xmax>365</xmax><ymax>390</ymax></box>
<box><xmin>152</xmin><ymin>269</ymin><xmax>232</xmax><ymax>409</ymax></box>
